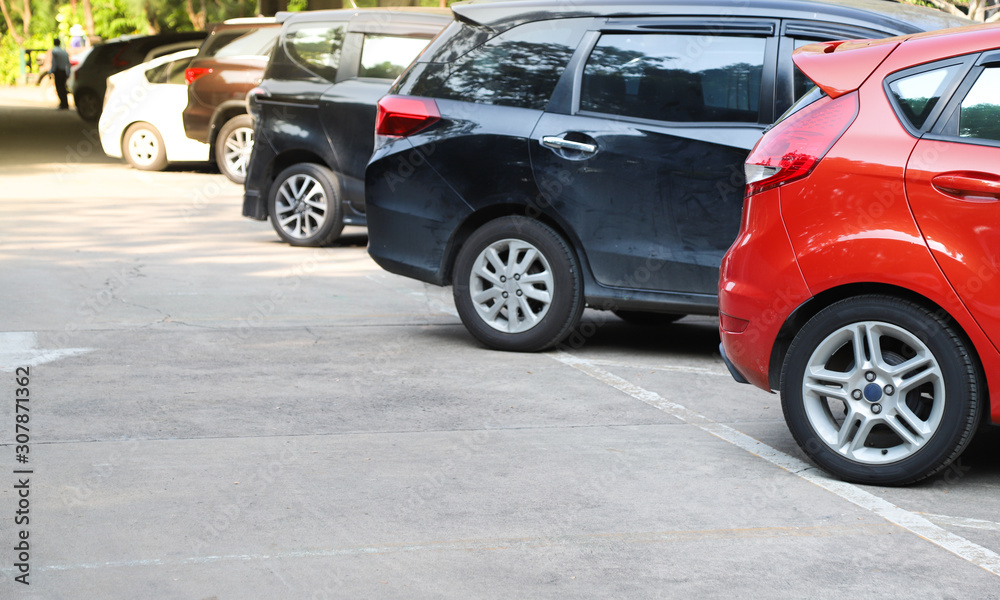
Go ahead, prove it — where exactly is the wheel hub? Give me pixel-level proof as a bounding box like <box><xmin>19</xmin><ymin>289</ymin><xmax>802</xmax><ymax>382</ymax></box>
<box><xmin>469</xmin><ymin>239</ymin><xmax>553</xmax><ymax>334</ymax></box>
<box><xmin>863</xmin><ymin>382</ymin><xmax>883</xmax><ymax>403</ymax></box>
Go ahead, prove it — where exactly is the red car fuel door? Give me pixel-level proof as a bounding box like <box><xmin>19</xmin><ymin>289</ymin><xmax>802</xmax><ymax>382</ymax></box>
<box><xmin>905</xmin><ymin>63</ymin><xmax>1000</xmax><ymax>345</ymax></box>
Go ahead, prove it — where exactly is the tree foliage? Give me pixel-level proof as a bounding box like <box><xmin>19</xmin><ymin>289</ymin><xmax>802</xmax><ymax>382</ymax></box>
<box><xmin>0</xmin><ymin>0</ymin><xmax>257</xmax><ymax>83</ymax></box>
<box><xmin>902</xmin><ymin>0</ymin><xmax>1000</xmax><ymax>22</ymax></box>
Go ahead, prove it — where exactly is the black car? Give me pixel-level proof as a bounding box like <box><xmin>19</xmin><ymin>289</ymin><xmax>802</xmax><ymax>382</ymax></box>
<box><xmin>71</xmin><ymin>32</ymin><xmax>207</xmax><ymax>122</ymax></box>
<box><xmin>365</xmin><ymin>0</ymin><xmax>968</xmax><ymax>352</ymax></box>
<box><xmin>243</xmin><ymin>8</ymin><xmax>450</xmax><ymax>246</ymax></box>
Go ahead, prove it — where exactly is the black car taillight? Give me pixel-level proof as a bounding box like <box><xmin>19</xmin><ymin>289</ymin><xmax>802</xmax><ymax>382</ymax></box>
<box><xmin>375</xmin><ymin>95</ymin><xmax>440</xmax><ymax>138</ymax></box>
<box><xmin>744</xmin><ymin>92</ymin><xmax>859</xmax><ymax>197</ymax></box>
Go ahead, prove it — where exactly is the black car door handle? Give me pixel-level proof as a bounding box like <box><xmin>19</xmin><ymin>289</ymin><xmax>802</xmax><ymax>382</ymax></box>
<box><xmin>541</xmin><ymin>135</ymin><xmax>597</xmax><ymax>155</ymax></box>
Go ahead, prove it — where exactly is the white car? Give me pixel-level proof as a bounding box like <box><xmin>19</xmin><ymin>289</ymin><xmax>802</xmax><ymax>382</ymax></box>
<box><xmin>99</xmin><ymin>49</ymin><xmax>210</xmax><ymax>171</ymax></box>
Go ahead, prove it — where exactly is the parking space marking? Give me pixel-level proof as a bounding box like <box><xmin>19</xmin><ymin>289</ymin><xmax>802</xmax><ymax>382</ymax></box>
<box><xmin>24</xmin><ymin>524</ymin><xmax>897</xmax><ymax>573</ymax></box>
<box><xmin>922</xmin><ymin>514</ymin><xmax>1000</xmax><ymax>533</ymax></box>
<box><xmin>583</xmin><ymin>357</ymin><xmax>730</xmax><ymax>377</ymax></box>
<box><xmin>0</xmin><ymin>331</ymin><xmax>92</xmax><ymax>372</ymax></box>
<box><xmin>548</xmin><ymin>350</ymin><xmax>1000</xmax><ymax>578</ymax></box>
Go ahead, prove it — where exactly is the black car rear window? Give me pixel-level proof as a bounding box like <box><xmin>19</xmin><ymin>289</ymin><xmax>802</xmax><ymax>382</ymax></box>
<box><xmin>410</xmin><ymin>19</ymin><xmax>588</xmax><ymax>111</ymax></box>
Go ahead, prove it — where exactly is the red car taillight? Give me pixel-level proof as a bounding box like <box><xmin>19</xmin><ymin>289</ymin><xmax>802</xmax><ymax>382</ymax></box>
<box><xmin>185</xmin><ymin>67</ymin><xmax>212</xmax><ymax>85</ymax></box>
<box><xmin>744</xmin><ymin>92</ymin><xmax>859</xmax><ymax>197</ymax></box>
<box><xmin>375</xmin><ymin>96</ymin><xmax>440</xmax><ymax>137</ymax></box>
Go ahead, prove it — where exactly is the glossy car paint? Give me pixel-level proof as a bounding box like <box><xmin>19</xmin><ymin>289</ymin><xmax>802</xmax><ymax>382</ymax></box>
<box><xmin>242</xmin><ymin>9</ymin><xmax>449</xmax><ymax>227</ymax></box>
<box><xmin>99</xmin><ymin>49</ymin><xmax>211</xmax><ymax>164</ymax></box>
<box><xmin>719</xmin><ymin>24</ymin><xmax>1000</xmax><ymax>423</ymax></box>
<box><xmin>366</xmin><ymin>0</ymin><xmax>969</xmax><ymax>321</ymax></box>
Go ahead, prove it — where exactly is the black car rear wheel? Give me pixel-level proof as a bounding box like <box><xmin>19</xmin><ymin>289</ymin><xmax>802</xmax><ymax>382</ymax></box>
<box><xmin>453</xmin><ymin>217</ymin><xmax>583</xmax><ymax>352</ymax></box>
<box><xmin>780</xmin><ymin>295</ymin><xmax>981</xmax><ymax>486</ymax></box>
<box><xmin>267</xmin><ymin>163</ymin><xmax>344</xmax><ymax>247</ymax></box>
<box><xmin>75</xmin><ymin>88</ymin><xmax>101</xmax><ymax>122</ymax></box>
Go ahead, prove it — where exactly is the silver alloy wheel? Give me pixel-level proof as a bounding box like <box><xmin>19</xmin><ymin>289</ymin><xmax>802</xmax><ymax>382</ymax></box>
<box><xmin>127</xmin><ymin>127</ymin><xmax>160</xmax><ymax>167</ymax></box>
<box><xmin>273</xmin><ymin>173</ymin><xmax>328</xmax><ymax>239</ymax></box>
<box><xmin>469</xmin><ymin>238</ymin><xmax>554</xmax><ymax>333</ymax></box>
<box><xmin>802</xmin><ymin>321</ymin><xmax>945</xmax><ymax>465</ymax></box>
<box><xmin>222</xmin><ymin>126</ymin><xmax>253</xmax><ymax>179</ymax></box>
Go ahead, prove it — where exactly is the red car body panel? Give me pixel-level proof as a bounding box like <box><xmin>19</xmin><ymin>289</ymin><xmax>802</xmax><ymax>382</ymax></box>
<box><xmin>720</xmin><ymin>24</ymin><xmax>1000</xmax><ymax>423</ymax></box>
<box><xmin>794</xmin><ymin>39</ymin><xmax>899</xmax><ymax>98</ymax></box>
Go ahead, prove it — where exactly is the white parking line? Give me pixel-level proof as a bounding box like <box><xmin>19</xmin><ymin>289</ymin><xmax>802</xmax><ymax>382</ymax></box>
<box><xmin>922</xmin><ymin>514</ymin><xmax>1000</xmax><ymax>533</ymax></box>
<box><xmin>583</xmin><ymin>357</ymin><xmax>729</xmax><ymax>377</ymax></box>
<box><xmin>18</xmin><ymin>523</ymin><xmax>898</xmax><ymax>573</ymax></box>
<box><xmin>548</xmin><ymin>350</ymin><xmax>1000</xmax><ymax>578</ymax></box>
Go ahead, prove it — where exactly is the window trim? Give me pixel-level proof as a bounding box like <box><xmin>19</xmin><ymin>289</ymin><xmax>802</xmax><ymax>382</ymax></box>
<box><xmin>568</xmin><ymin>24</ymin><xmax>778</xmax><ymax>127</ymax></box>
<box><xmin>283</xmin><ymin>20</ymin><xmax>349</xmax><ymax>84</ymax></box>
<box><xmin>882</xmin><ymin>56</ymin><xmax>976</xmax><ymax>138</ymax></box>
<box><xmin>927</xmin><ymin>55</ymin><xmax>1000</xmax><ymax>149</ymax></box>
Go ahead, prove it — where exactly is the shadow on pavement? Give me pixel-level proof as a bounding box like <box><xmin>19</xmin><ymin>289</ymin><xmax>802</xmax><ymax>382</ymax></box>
<box><xmin>0</xmin><ymin>104</ymin><xmax>117</xmax><ymax>167</ymax></box>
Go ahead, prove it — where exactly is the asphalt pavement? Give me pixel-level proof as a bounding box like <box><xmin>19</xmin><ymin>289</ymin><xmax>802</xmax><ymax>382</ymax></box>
<box><xmin>1</xmin><ymin>85</ymin><xmax>1000</xmax><ymax>598</ymax></box>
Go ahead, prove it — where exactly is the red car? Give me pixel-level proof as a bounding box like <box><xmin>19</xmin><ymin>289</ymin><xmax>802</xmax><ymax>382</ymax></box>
<box><xmin>719</xmin><ymin>23</ymin><xmax>1000</xmax><ymax>485</ymax></box>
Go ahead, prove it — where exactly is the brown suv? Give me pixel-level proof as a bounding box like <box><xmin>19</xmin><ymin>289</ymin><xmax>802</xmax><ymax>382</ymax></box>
<box><xmin>182</xmin><ymin>18</ymin><xmax>278</xmax><ymax>183</ymax></box>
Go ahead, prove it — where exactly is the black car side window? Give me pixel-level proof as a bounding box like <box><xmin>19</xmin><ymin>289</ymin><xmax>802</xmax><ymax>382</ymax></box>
<box><xmin>359</xmin><ymin>35</ymin><xmax>430</xmax><ymax>80</ymax></box>
<box><xmin>285</xmin><ymin>23</ymin><xmax>346</xmax><ymax>82</ymax></box>
<box><xmin>412</xmin><ymin>19</ymin><xmax>587</xmax><ymax>110</ymax></box>
<box><xmin>958</xmin><ymin>67</ymin><xmax>1000</xmax><ymax>142</ymax></box>
<box><xmin>580</xmin><ymin>33</ymin><xmax>766</xmax><ymax>123</ymax></box>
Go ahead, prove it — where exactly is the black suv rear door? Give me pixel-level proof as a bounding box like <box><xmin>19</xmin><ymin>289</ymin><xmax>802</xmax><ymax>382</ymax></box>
<box><xmin>530</xmin><ymin>19</ymin><xmax>778</xmax><ymax>297</ymax></box>
<box><xmin>320</xmin><ymin>20</ymin><xmax>440</xmax><ymax>209</ymax></box>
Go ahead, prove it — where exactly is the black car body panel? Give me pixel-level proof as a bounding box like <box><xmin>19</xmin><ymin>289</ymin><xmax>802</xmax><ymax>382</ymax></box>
<box><xmin>365</xmin><ymin>0</ymin><xmax>969</xmax><ymax>317</ymax></box>
<box><xmin>71</xmin><ymin>32</ymin><xmax>207</xmax><ymax>121</ymax></box>
<box><xmin>243</xmin><ymin>8</ymin><xmax>451</xmax><ymax>228</ymax></box>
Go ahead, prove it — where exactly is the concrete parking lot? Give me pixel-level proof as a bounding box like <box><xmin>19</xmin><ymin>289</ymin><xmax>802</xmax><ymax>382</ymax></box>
<box><xmin>2</xmin><ymin>86</ymin><xmax>1000</xmax><ymax>598</ymax></box>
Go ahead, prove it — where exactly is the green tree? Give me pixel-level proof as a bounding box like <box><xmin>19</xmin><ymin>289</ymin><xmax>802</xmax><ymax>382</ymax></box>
<box><xmin>902</xmin><ymin>0</ymin><xmax>1000</xmax><ymax>21</ymax></box>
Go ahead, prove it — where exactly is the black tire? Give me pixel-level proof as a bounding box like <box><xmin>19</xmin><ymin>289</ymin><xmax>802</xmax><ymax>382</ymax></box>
<box><xmin>780</xmin><ymin>295</ymin><xmax>981</xmax><ymax>486</ymax></box>
<box><xmin>75</xmin><ymin>88</ymin><xmax>101</xmax><ymax>122</ymax></box>
<box><xmin>453</xmin><ymin>216</ymin><xmax>584</xmax><ymax>352</ymax></box>
<box><xmin>122</xmin><ymin>122</ymin><xmax>168</xmax><ymax>171</ymax></box>
<box><xmin>215</xmin><ymin>114</ymin><xmax>253</xmax><ymax>184</ymax></box>
<box><xmin>613</xmin><ymin>310</ymin><xmax>684</xmax><ymax>327</ymax></box>
<box><xmin>267</xmin><ymin>163</ymin><xmax>344</xmax><ymax>247</ymax></box>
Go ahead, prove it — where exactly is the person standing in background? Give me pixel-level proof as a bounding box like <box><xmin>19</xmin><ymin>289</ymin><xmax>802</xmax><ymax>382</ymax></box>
<box><xmin>49</xmin><ymin>38</ymin><xmax>71</xmax><ymax>110</ymax></box>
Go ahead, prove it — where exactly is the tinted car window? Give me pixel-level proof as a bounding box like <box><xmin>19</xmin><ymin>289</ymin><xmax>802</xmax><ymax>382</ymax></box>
<box><xmin>144</xmin><ymin>56</ymin><xmax>193</xmax><ymax>85</ymax></box>
<box><xmin>580</xmin><ymin>34</ymin><xmax>766</xmax><ymax>123</ymax></box>
<box><xmin>286</xmin><ymin>23</ymin><xmax>346</xmax><ymax>82</ymax></box>
<box><xmin>215</xmin><ymin>28</ymin><xmax>280</xmax><ymax>59</ymax></box>
<box><xmin>166</xmin><ymin>57</ymin><xmax>193</xmax><ymax>84</ymax></box>
<box><xmin>359</xmin><ymin>35</ymin><xmax>429</xmax><ymax>79</ymax></box>
<box><xmin>202</xmin><ymin>30</ymin><xmax>249</xmax><ymax>58</ymax></box>
<box><xmin>888</xmin><ymin>65</ymin><xmax>962</xmax><ymax>130</ymax></box>
<box><xmin>413</xmin><ymin>19</ymin><xmax>586</xmax><ymax>110</ymax></box>
<box><xmin>144</xmin><ymin>62</ymin><xmax>170</xmax><ymax>84</ymax></box>
<box><xmin>959</xmin><ymin>67</ymin><xmax>1000</xmax><ymax>141</ymax></box>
